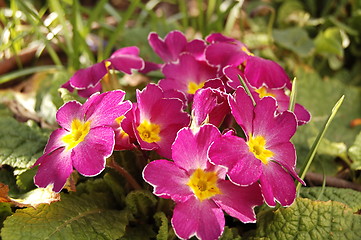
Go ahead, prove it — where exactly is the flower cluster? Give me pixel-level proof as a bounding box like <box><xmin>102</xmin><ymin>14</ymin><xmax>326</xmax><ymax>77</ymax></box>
<box><xmin>34</xmin><ymin>31</ymin><xmax>310</xmax><ymax>240</ymax></box>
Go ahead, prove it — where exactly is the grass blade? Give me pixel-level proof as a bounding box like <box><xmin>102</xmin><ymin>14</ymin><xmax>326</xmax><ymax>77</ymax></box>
<box><xmin>296</xmin><ymin>95</ymin><xmax>345</xmax><ymax>193</ymax></box>
<box><xmin>0</xmin><ymin>65</ymin><xmax>64</xmax><ymax>84</ymax></box>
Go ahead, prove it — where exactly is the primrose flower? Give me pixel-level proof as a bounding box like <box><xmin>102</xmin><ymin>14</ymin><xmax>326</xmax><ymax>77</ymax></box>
<box><xmin>62</xmin><ymin>46</ymin><xmax>144</xmax><ymax>98</ymax></box>
<box><xmin>209</xmin><ymin>87</ymin><xmax>304</xmax><ymax>207</ymax></box>
<box><xmin>224</xmin><ymin>66</ymin><xmax>311</xmax><ymax>125</ymax></box>
<box><xmin>124</xmin><ymin>84</ymin><xmax>190</xmax><ymax>159</ymax></box>
<box><xmin>205</xmin><ymin>33</ymin><xmax>292</xmax><ymax>90</ymax></box>
<box><xmin>159</xmin><ymin>54</ymin><xmax>218</xmax><ymax>100</ymax></box>
<box><xmin>33</xmin><ymin>90</ymin><xmax>132</xmax><ymax>192</ymax></box>
<box><xmin>143</xmin><ymin>125</ymin><xmax>263</xmax><ymax>240</ymax></box>
<box><xmin>148</xmin><ymin>30</ymin><xmax>206</xmax><ymax>63</ymax></box>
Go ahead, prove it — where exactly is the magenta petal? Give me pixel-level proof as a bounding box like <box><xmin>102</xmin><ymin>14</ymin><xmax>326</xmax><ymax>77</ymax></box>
<box><xmin>172</xmin><ymin>197</ymin><xmax>224</xmax><ymax>240</ymax></box>
<box><xmin>213</xmin><ymin>181</ymin><xmax>263</xmax><ymax>223</ymax></box>
<box><xmin>70</xmin><ymin>62</ymin><xmax>107</xmax><ymax>88</ymax></box>
<box><xmin>41</xmin><ymin>128</ymin><xmax>67</xmax><ymax>154</ymax></box>
<box><xmin>205</xmin><ymin>42</ymin><xmax>246</xmax><ymax>68</ymax></box>
<box><xmin>34</xmin><ymin>148</ymin><xmax>72</xmax><ymax>192</ymax></box>
<box><xmin>269</xmin><ymin>142</ymin><xmax>305</xmax><ymax>184</ymax></box>
<box><xmin>184</xmin><ymin>39</ymin><xmax>207</xmax><ymax>60</ymax></box>
<box><xmin>108</xmin><ymin>55</ymin><xmax>144</xmax><ymax>74</ymax></box>
<box><xmin>83</xmin><ymin>90</ymin><xmax>132</xmax><ymax>128</ymax></box>
<box><xmin>142</xmin><ymin>160</ymin><xmax>192</xmax><ymax>202</ymax></box>
<box><xmin>72</xmin><ymin>126</ymin><xmax>114</xmax><ymax>176</ymax></box>
<box><xmin>56</xmin><ymin>101</ymin><xmax>83</xmax><ymax>130</ymax></box>
<box><xmin>136</xmin><ymin>84</ymin><xmax>164</xmax><ymax>119</ymax></box>
<box><xmin>260</xmin><ymin>161</ymin><xmax>297</xmax><ymax>207</ymax></box>
<box><xmin>294</xmin><ymin>103</ymin><xmax>311</xmax><ymax>125</ymax></box>
<box><xmin>111</xmin><ymin>46</ymin><xmax>140</xmax><ymax>57</ymax></box>
<box><xmin>77</xmin><ymin>82</ymin><xmax>102</xmax><ymax>98</ymax></box>
<box><xmin>172</xmin><ymin>125</ymin><xmax>221</xmax><ymax>172</ymax></box>
<box><xmin>244</xmin><ymin>56</ymin><xmax>291</xmax><ymax>89</ymax></box>
<box><xmin>209</xmin><ymin>134</ymin><xmax>262</xmax><ymax>186</ymax></box>
<box><xmin>254</xmin><ymin>98</ymin><xmax>297</xmax><ymax>145</ymax></box>
<box><xmin>148</xmin><ymin>31</ymin><xmax>187</xmax><ymax>63</ymax></box>
<box><xmin>229</xmin><ymin>87</ymin><xmax>254</xmax><ymax>135</ymax></box>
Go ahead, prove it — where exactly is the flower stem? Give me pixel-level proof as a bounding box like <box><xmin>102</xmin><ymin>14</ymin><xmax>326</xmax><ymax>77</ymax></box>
<box><xmin>107</xmin><ymin>157</ymin><xmax>142</xmax><ymax>190</ymax></box>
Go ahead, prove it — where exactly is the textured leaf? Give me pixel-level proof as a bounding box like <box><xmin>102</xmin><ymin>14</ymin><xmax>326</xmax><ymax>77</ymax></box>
<box><xmin>125</xmin><ymin>190</ymin><xmax>157</xmax><ymax>218</ymax></box>
<box><xmin>154</xmin><ymin>211</ymin><xmax>169</xmax><ymax>240</ymax></box>
<box><xmin>1</xmin><ymin>193</ymin><xmax>130</xmax><ymax>240</ymax></box>
<box><xmin>300</xmin><ymin>187</ymin><xmax>361</xmax><ymax>212</ymax></box>
<box><xmin>273</xmin><ymin>27</ymin><xmax>314</xmax><ymax>57</ymax></box>
<box><xmin>348</xmin><ymin>131</ymin><xmax>361</xmax><ymax>170</ymax></box>
<box><xmin>0</xmin><ymin>117</ymin><xmax>49</xmax><ymax>169</ymax></box>
<box><xmin>249</xmin><ymin>198</ymin><xmax>361</xmax><ymax>240</ymax></box>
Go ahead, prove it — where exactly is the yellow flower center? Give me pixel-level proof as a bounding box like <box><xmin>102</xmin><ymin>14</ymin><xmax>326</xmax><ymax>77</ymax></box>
<box><xmin>247</xmin><ymin>134</ymin><xmax>274</xmax><ymax>164</ymax></box>
<box><xmin>187</xmin><ymin>169</ymin><xmax>221</xmax><ymax>201</ymax></box>
<box><xmin>62</xmin><ymin>119</ymin><xmax>91</xmax><ymax>151</ymax></box>
<box><xmin>255</xmin><ymin>86</ymin><xmax>275</xmax><ymax>99</ymax></box>
<box><xmin>187</xmin><ymin>81</ymin><xmax>205</xmax><ymax>94</ymax></box>
<box><xmin>137</xmin><ymin>120</ymin><xmax>161</xmax><ymax>143</ymax></box>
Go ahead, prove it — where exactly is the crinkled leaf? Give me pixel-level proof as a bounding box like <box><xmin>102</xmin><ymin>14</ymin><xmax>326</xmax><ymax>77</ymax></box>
<box><xmin>300</xmin><ymin>187</ymin><xmax>361</xmax><ymax>212</ymax></box>
<box><xmin>348</xmin><ymin>131</ymin><xmax>361</xmax><ymax>170</ymax></box>
<box><xmin>154</xmin><ymin>211</ymin><xmax>169</xmax><ymax>240</ymax></box>
<box><xmin>0</xmin><ymin>117</ymin><xmax>49</xmax><ymax>169</ymax></box>
<box><xmin>220</xmin><ymin>226</ymin><xmax>242</xmax><ymax>240</ymax></box>
<box><xmin>120</xmin><ymin>224</ymin><xmax>156</xmax><ymax>240</ymax></box>
<box><xmin>249</xmin><ymin>198</ymin><xmax>361</xmax><ymax>240</ymax></box>
<box><xmin>273</xmin><ymin>27</ymin><xmax>314</xmax><ymax>57</ymax></box>
<box><xmin>1</xmin><ymin>193</ymin><xmax>130</xmax><ymax>240</ymax></box>
<box><xmin>125</xmin><ymin>190</ymin><xmax>157</xmax><ymax>218</ymax></box>
<box><xmin>104</xmin><ymin>173</ymin><xmax>127</xmax><ymax>206</ymax></box>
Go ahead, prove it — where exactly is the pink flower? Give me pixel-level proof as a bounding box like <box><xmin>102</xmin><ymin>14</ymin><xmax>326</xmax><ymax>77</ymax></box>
<box><xmin>148</xmin><ymin>31</ymin><xmax>206</xmax><ymax>63</ymax></box>
<box><xmin>143</xmin><ymin>125</ymin><xmax>263</xmax><ymax>240</ymax></box>
<box><xmin>209</xmin><ymin>87</ymin><xmax>304</xmax><ymax>207</ymax></box>
<box><xmin>33</xmin><ymin>90</ymin><xmax>132</xmax><ymax>192</ymax></box>
<box><xmin>124</xmin><ymin>84</ymin><xmax>190</xmax><ymax>159</ymax></box>
<box><xmin>159</xmin><ymin>54</ymin><xmax>218</xmax><ymax>100</ymax></box>
<box><xmin>224</xmin><ymin>66</ymin><xmax>311</xmax><ymax>125</ymax></box>
<box><xmin>205</xmin><ymin>33</ymin><xmax>292</xmax><ymax>90</ymax></box>
<box><xmin>62</xmin><ymin>46</ymin><xmax>145</xmax><ymax>98</ymax></box>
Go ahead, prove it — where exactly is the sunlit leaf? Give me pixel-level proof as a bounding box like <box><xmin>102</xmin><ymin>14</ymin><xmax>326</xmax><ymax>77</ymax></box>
<box><xmin>348</xmin><ymin>131</ymin><xmax>361</xmax><ymax>170</ymax></box>
<box><xmin>250</xmin><ymin>198</ymin><xmax>361</xmax><ymax>239</ymax></box>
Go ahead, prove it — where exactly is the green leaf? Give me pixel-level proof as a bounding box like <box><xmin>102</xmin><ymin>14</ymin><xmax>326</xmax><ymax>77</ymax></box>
<box><xmin>220</xmin><ymin>226</ymin><xmax>242</xmax><ymax>240</ymax></box>
<box><xmin>314</xmin><ymin>27</ymin><xmax>344</xmax><ymax>57</ymax></box>
<box><xmin>1</xmin><ymin>193</ymin><xmax>130</xmax><ymax>240</ymax></box>
<box><xmin>300</xmin><ymin>187</ymin><xmax>361</xmax><ymax>212</ymax></box>
<box><xmin>249</xmin><ymin>198</ymin><xmax>361</xmax><ymax>239</ymax></box>
<box><xmin>125</xmin><ymin>190</ymin><xmax>157</xmax><ymax>218</ymax></box>
<box><xmin>0</xmin><ymin>117</ymin><xmax>49</xmax><ymax>169</ymax></box>
<box><xmin>273</xmin><ymin>27</ymin><xmax>314</xmax><ymax>57</ymax></box>
<box><xmin>348</xmin><ymin>131</ymin><xmax>361</xmax><ymax>170</ymax></box>
<box><xmin>154</xmin><ymin>211</ymin><xmax>169</xmax><ymax>240</ymax></box>
<box><xmin>0</xmin><ymin>203</ymin><xmax>12</xmax><ymax>229</ymax></box>
<box><xmin>16</xmin><ymin>167</ymin><xmax>37</xmax><ymax>191</ymax></box>
<box><xmin>293</xmin><ymin>70</ymin><xmax>361</xmax><ymax>165</ymax></box>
